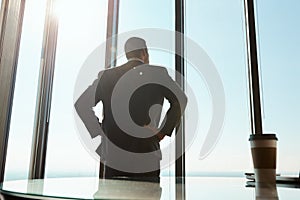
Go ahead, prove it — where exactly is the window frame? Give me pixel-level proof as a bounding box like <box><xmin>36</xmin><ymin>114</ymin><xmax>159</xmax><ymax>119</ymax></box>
<box><xmin>0</xmin><ymin>0</ymin><xmax>25</xmax><ymax>182</ymax></box>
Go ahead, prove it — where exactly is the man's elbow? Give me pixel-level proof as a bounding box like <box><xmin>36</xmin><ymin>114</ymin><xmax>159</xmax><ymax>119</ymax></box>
<box><xmin>183</xmin><ymin>94</ymin><xmax>188</xmax><ymax>107</ymax></box>
<box><xmin>74</xmin><ymin>97</ymin><xmax>86</xmax><ymax>117</ymax></box>
<box><xmin>74</xmin><ymin>99</ymin><xmax>81</xmax><ymax>114</ymax></box>
<box><xmin>180</xmin><ymin>94</ymin><xmax>188</xmax><ymax>113</ymax></box>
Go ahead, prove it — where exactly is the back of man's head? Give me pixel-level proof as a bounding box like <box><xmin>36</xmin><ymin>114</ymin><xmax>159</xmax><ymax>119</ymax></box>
<box><xmin>124</xmin><ymin>37</ymin><xmax>147</xmax><ymax>59</ymax></box>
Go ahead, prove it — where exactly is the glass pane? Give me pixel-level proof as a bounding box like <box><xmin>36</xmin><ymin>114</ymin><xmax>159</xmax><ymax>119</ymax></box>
<box><xmin>117</xmin><ymin>0</ymin><xmax>175</xmax><ymax>68</ymax></box>
<box><xmin>45</xmin><ymin>0</ymin><xmax>108</xmax><ymax>177</ymax></box>
<box><xmin>4</xmin><ymin>0</ymin><xmax>47</xmax><ymax>180</ymax></box>
<box><xmin>185</xmin><ymin>0</ymin><xmax>251</xmax><ymax>181</ymax></box>
<box><xmin>256</xmin><ymin>0</ymin><xmax>300</xmax><ymax>175</ymax></box>
<box><xmin>116</xmin><ymin>0</ymin><xmax>176</xmax><ymax>196</ymax></box>
<box><xmin>118</xmin><ymin>0</ymin><xmax>174</xmax><ymax>31</ymax></box>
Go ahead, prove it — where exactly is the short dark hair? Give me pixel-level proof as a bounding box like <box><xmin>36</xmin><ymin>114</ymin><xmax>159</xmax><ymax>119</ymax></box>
<box><xmin>124</xmin><ymin>37</ymin><xmax>147</xmax><ymax>59</ymax></box>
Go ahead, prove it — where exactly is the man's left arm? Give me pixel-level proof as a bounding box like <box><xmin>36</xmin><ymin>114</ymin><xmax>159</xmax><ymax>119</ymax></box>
<box><xmin>158</xmin><ymin>68</ymin><xmax>187</xmax><ymax>137</ymax></box>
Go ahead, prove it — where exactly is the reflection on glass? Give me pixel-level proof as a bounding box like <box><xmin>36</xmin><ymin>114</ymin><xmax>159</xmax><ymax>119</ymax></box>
<box><xmin>93</xmin><ymin>179</ymin><xmax>162</xmax><ymax>199</ymax></box>
<box><xmin>255</xmin><ymin>0</ymin><xmax>300</xmax><ymax>174</ymax></box>
<box><xmin>45</xmin><ymin>0</ymin><xmax>108</xmax><ymax>178</ymax></box>
<box><xmin>4</xmin><ymin>0</ymin><xmax>47</xmax><ymax>181</ymax></box>
<box><xmin>1</xmin><ymin>178</ymin><xmax>164</xmax><ymax>199</ymax></box>
<box><xmin>6</xmin><ymin>177</ymin><xmax>300</xmax><ymax>199</ymax></box>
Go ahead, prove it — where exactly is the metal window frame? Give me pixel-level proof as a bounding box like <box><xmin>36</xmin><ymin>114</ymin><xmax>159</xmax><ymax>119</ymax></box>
<box><xmin>29</xmin><ymin>0</ymin><xmax>59</xmax><ymax>179</ymax></box>
<box><xmin>175</xmin><ymin>0</ymin><xmax>186</xmax><ymax>199</ymax></box>
<box><xmin>105</xmin><ymin>0</ymin><xmax>120</xmax><ymax>69</ymax></box>
<box><xmin>0</xmin><ymin>0</ymin><xmax>25</xmax><ymax>183</ymax></box>
<box><xmin>244</xmin><ymin>0</ymin><xmax>263</xmax><ymax>135</ymax></box>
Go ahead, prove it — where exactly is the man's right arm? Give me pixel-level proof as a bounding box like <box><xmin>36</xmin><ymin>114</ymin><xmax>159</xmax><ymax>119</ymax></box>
<box><xmin>74</xmin><ymin>71</ymin><xmax>104</xmax><ymax>138</ymax></box>
<box><xmin>158</xmin><ymin>68</ymin><xmax>187</xmax><ymax>137</ymax></box>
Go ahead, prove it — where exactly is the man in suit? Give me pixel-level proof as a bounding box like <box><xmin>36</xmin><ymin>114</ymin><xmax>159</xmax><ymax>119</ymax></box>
<box><xmin>75</xmin><ymin>37</ymin><xmax>187</xmax><ymax>182</ymax></box>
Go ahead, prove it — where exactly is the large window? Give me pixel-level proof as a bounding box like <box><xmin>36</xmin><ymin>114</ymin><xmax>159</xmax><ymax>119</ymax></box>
<box><xmin>4</xmin><ymin>0</ymin><xmax>47</xmax><ymax>181</ymax></box>
<box><xmin>44</xmin><ymin>0</ymin><xmax>108</xmax><ymax>178</ymax></box>
<box><xmin>255</xmin><ymin>0</ymin><xmax>300</xmax><ymax>174</ymax></box>
<box><xmin>185</xmin><ymin>0</ymin><xmax>251</xmax><ymax>177</ymax></box>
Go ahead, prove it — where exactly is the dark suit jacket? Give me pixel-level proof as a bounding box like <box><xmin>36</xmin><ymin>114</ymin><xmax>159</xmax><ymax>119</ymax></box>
<box><xmin>75</xmin><ymin>60</ymin><xmax>187</xmax><ymax>162</ymax></box>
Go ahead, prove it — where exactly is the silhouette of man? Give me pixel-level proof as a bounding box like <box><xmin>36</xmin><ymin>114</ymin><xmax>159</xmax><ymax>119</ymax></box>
<box><xmin>75</xmin><ymin>37</ymin><xmax>187</xmax><ymax>182</ymax></box>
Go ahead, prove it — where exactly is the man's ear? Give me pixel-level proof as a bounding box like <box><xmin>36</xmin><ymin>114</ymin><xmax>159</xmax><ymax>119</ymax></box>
<box><xmin>141</xmin><ymin>49</ymin><xmax>147</xmax><ymax>57</ymax></box>
<box><xmin>142</xmin><ymin>49</ymin><xmax>149</xmax><ymax>64</ymax></box>
<box><xmin>139</xmin><ymin>50</ymin><xmax>146</xmax><ymax>61</ymax></box>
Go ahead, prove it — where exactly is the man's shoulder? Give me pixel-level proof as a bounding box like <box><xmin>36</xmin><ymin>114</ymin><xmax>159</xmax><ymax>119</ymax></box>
<box><xmin>147</xmin><ymin>65</ymin><xmax>171</xmax><ymax>78</ymax></box>
<box><xmin>148</xmin><ymin>64</ymin><xmax>167</xmax><ymax>70</ymax></box>
<box><xmin>101</xmin><ymin>62</ymin><xmax>132</xmax><ymax>72</ymax></box>
<box><xmin>97</xmin><ymin>66</ymin><xmax>122</xmax><ymax>77</ymax></box>
<box><xmin>140</xmin><ymin>64</ymin><xmax>169</xmax><ymax>73</ymax></box>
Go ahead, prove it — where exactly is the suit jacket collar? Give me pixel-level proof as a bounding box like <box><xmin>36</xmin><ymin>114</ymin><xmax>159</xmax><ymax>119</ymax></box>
<box><xmin>127</xmin><ymin>57</ymin><xmax>144</xmax><ymax>63</ymax></box>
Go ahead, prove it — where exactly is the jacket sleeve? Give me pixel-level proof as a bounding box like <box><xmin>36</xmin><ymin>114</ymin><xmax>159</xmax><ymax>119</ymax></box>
<box><xmin>158</xmin><ymin>68</ymin><xmax>187</xmax><ymax>136</ymax></box>
<box><xmin>74</xmin><ymin>71</ymin><xmax>104</xmax><ymax>138</ymax></box>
